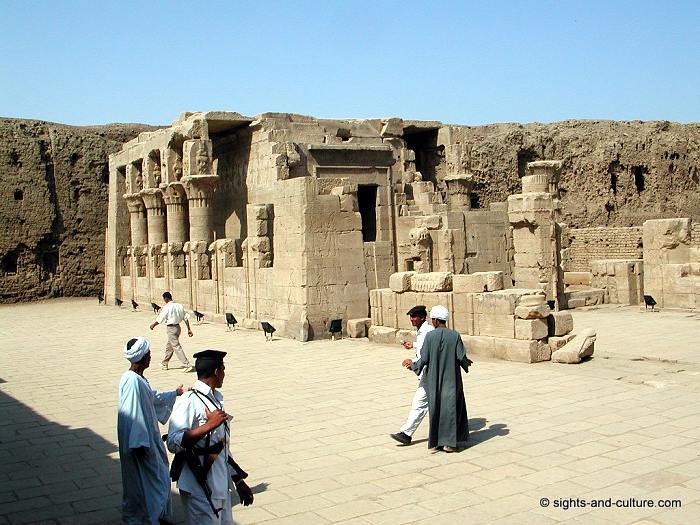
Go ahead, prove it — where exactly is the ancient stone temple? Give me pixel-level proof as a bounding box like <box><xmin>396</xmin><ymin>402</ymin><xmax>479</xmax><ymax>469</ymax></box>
<box><xmin>105</xmin><ymin>111</ymin><xmax>520</xmax><ymax>340</ymax></box>
<box><xmin>104</xmin><ymin>111</ymin><xmax>700</xmax><ymax>344</ymax></box>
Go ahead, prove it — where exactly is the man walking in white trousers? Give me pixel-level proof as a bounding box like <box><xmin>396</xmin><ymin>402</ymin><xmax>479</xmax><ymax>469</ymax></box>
<box><xmin>150</xmin><ymin>291</ymin><xmax>194</xmax><ymax>372</ymax></box>
<box><xmin>391</xmin><ymin>305</ymin><xmax>434</xmax><ymax>445</ymax></box>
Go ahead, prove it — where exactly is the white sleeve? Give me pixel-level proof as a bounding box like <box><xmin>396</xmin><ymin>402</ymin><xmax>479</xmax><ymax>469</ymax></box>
<box><xmin>167</xmin><ymin>394</ymin><xmax>197</xmax><ymax>453</ymax></box>
<box><xmin>156</xmin><ymin>303</ymin><xmax>168</xmax><ymax>324</ymax></box>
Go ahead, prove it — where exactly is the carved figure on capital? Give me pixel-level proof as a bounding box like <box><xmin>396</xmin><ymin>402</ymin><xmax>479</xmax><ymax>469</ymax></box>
<box><xmin>196</xmin><ymin>142</ymin><xmax>211</xmax><ymax>174</ymax></box>
<box><xmin>183</xmin><ymin>139</ymin><xmax>214</xmax><ymax>178</ymax></box>
<box><xmin>153</xmin><ymin>162</ymin><xmax>162</xmax><ymax>186</ymax></box>
<box><xmin>173</xmin><ymin>154</ymin><xmax>183</xmax><ymax>181</ymax></box>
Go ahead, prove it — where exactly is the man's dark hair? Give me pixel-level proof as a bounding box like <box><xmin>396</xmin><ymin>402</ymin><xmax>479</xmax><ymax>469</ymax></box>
<box><xmin>163</xmin><ymin>291</ymin><xmax>173</xmax><ymax>301</ymax></box>
<box><xmin>196</xmin><ymin>361</ymin><xmax>219</xmax><ymax>379</ymax></box>
<box><xmin>126</xmin><ymin>338</ymin><xmax>138</xmax><ymax>350</ymax></box>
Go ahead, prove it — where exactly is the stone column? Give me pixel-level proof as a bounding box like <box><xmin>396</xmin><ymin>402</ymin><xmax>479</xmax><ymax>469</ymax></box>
<box><xmin>508</xmin><ymin>160</ymin><xmax>565</xmax><ymax>307</ymax></box>
<box><xmin>182</xmin><ymin>175</ymin><xmax>218</xmax><ymax>243</ymax></box>
<box><xmin>162</xmin><ymin>182</ymin><xmax>188</xmax><ymax>243</ymax></box>
<box><xmin>141</xmin><ymin>189</ymin><xmax>167</xmax><ymax>245</ymax></box>
<box><xmin>124</xmin><ymin>194</ymin><xmax>148</xmax><ymax>246</ymax></box>
<box><xmin>444</xmin><ymin>174</ymin><xmax>475</xmax><ymax>209</ymax></box>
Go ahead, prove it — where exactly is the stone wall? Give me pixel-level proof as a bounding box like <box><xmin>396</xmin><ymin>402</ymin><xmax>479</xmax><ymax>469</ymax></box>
<box><xmin>692</xmin><ymin>222</ymin><xmax>700</xmax><ymax>245</ymax></box>
<box><xmin>643</xmin><ymin>218</ymin><xmax>700</xmax><ymax>310</ymax></box>
<box><xmin>0</xmin><ymin>119</ymin><xmax>157</xmax><ymax>302</ymax></box>
<box><xmin>369</xmin><ymin>270</ymin><xmax>576</xmax><ymax>363</ymax></box>
<box><xmin>566</xmin><ymin>227</ymin><xmax>643</xmax><ymax>272</ymax></box>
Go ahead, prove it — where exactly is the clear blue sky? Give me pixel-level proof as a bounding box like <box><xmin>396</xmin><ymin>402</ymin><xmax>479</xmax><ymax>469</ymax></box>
<box><xmin>2</xmin><ymin>0</ymin><xmax>699</xmax><ymax>126</ymax></box>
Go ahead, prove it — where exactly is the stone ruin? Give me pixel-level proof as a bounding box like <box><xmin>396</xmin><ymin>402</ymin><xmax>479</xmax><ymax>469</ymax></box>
<box><xmin>100</xmin><ymin>111</ymin><xmax>700</xmax><ymax>363</ymax></box>
<box><xmin>5</xmin><ymin>116</ymin><xmax>700</xmax><ymax>305</ymax></box>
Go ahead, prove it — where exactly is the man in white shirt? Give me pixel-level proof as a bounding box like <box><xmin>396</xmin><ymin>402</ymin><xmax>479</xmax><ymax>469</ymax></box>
<box><xmin>150</xmin><ymin>291</ymin><xmax>194</xmax><ymax>371</ymax></box>
<box><xmin>167</xmin><ymin>350</ymin><xmax>253</xmax><ymax>525</ymax></box>
<box><xmin>391</xmin><ymin>305</ymin><xmax>434</xmax><ymax>445</ymax></box>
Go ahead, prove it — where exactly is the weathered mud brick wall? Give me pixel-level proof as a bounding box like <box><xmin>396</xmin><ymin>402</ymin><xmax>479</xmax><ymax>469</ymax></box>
<box><xmin>566</xmin><ymin>227</ymin><xmax>643</xmax><ymax>272</ymax></box>
<box><xmin>0</xmin><ymin>119</ymin><xmax>157</xmax><ymax>302</ymax></box>
<box><xmin>440</xmin><ymin>121</ymin><xmax>700</xmax><ymax>228</ymax></box>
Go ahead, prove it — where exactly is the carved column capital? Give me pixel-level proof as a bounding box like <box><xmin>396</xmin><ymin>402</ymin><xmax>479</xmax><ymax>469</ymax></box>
<box><xmin>523</xmin><ymin>160</ymin><xmax>562</xmax><ymax>194</ymax></box>
<box><xmin>444</xmin><ymin>173</ymin><xmax>475</xmax><ymax>209</ymax></box>
<box><xmin>123</xmin><ymin>194</ymin><xmax>148</xmax><ymax>246</ymax></box>
<box><xmin>182</xmin><ymin>175</ymin><xmax>219</xmax><ymax>206</ymax></box>
<box><xmin>124</xmin><ymin>194</ymin><xmax>146</xmax><ymax>216</ymax></box>
<box><xmin>161</xmin><ymin>182</ymin><xmax>187</xmax><ymax>206</ymax></box>
<box><xmin>140</xmin><ymin>189</ymin><xmax>165</xmax><ymax>214</ymax></box>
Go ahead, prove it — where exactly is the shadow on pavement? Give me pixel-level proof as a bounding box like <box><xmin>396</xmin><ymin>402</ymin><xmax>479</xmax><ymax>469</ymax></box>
<box><xmin>0</xmin><ymin>389</ymin><xmax>122</xmax><ymax>524</ymax></box>
<box><xmin>467</xmin><ymin>416</ymin><xmax>509</xmax><ymax>446</ymax></box>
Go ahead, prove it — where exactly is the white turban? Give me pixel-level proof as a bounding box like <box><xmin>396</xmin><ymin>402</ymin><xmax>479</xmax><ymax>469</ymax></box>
<box><xmin>123</xmin><ymin>337</ymin><xmax>150</xmax><ymax>363</ymax></box>
<box><xmin>430</xmin><ymin>305</ymin><xmax>449</xmax><ymax>321</ymax></box>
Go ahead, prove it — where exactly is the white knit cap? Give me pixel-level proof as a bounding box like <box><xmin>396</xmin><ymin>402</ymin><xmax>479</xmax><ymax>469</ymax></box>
<box><xmin>429</xmin><ymin>305</ymin><xmax>449</xmax><ymax>321</ymax></box>
<box><xmin>123</xmin><ymin>337</ymin><xmax>150</xmax><ymax>363</ymax></box>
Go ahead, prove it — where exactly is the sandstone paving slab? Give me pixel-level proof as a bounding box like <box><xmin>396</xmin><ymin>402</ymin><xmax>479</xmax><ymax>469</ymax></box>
<box><xmin>571</xmin><ymin>305</ymin><xmax>700</xmax><ymax>364</ymax></box>
<box><xmin>0</xmin><ymin>299</ymin><xmax>699</xmax><ymax>524</ymax></box>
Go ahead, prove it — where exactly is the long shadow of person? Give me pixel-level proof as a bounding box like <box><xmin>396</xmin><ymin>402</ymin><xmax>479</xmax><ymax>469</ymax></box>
<box><xmin>466</xmin><ymin>417</ymin><xmax>509</xmax><ymax>447</ymax></box>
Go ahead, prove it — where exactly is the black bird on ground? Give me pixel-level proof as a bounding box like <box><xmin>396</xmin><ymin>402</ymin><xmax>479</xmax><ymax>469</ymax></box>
<box><xmin>261</xmin><ymin>322</ymin><xmax>276</xmax><ymax>341</ymax></box>
<box><xmin>151</xmin><ymin>302</ymin><xmax>161</xmax><ymax>314</ymax></box>
<box><xmin>643</xmin><ymin>295</ymin><xmax>657</xmax><ymax>311</ymax></box>
<box><xmin>97</xmin><ymin>294</ymin><xmax>104</xmax><ymax>304</ymax></box>
<box><xmin>115</xmin><ymin>298</ymin><xmax>123</xmax><ymax>307</ymax></box>
<box><xmin>225</xmin><ymin>313</ymin><xmax>237</xmax><ymax>331</ymax></box>
<box><xmin>193</xmin><ymin>310</ymin><xmax>205</xmax><ymax>323</ymax></box>
<box><xmin>131</xmin><ymin>300</ymin><xmax>139</xmax><ymax>311</ymax></box>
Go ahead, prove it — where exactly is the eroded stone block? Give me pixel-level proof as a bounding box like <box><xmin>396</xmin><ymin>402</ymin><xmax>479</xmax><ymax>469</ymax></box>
<box><xmin>453</xmin><ymin>271</ymin><xmax>504</xmax><ymax>293</ymax></box>
<box><xmin>549</xmin><ymin>333</ymin><xmax>576</xmax><ymax>352</ymax></box>
<box><xmin>347</xmin><ymin>318</ymin><xmax>371</xmax><ymax>338</ymax></box>
<box><xmin>368</xmin><ymin>325</ymin><xmax>398</xmax><ymax>344</ymax></box>
<box><xmin>476</xmin><ymin>314</ymin><xmax>515</xmax><ymax>338</ymax></box>
<box><xmin>552</xmin><ymin>327</ymin><xmax>596</xmax><ymax>363</ymax></box>
<box><xmin>515</xmin><ymin>318</ymin><xmax>548</xmax><ymax>340</ymax></box>
<box><xmin>389</xmin><ymin>271</ymin><xmax>415</xmax><ymax>293</ymax></box>
<box><xmin>514</xmin><ymin>303</ymin><xmax>551</xmax><ymax>319</ymax></box>
<box><xmin>463</xmin><ymin>335</ymin><xmax>496</xmax><ymax>358</ymax></box>
<box><xmin>548</xmin><ymin>310</ymin><xmax>574</xmax><ymax>336</ymax></box>
<box><xmin>474</xmin><ymin>292</ymin><xmax>517</xmax><ymax>315</ymax></box>
<box><xmin>410</xmin><ymin>272</ymin><xmax>453</xmax><ymax>292</ymax></box>
<box><xmin>494</xmin><ymin>338</ymin><xmax>551</xmax><ymax>363</ymax></box>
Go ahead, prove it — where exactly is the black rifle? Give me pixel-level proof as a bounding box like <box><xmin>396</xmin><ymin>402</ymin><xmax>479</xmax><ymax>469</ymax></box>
<box><xmin>170</xmin><ymin>441</ymin><xmax>225</xmax><ymax>517</ymax></box>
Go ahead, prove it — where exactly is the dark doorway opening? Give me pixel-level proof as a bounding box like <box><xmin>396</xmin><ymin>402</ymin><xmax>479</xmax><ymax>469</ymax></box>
<box><xmin>42</xmin><ymin>251</ymin><xmax>59</xmax><ymax>275</ymax></box>
<box><xmin>517</xmin><ymin>147</ymin><xmax>539</xmax><ymax>179</ymax></box>
<box><xmin>633</xmin><ymin>166</ymin><xmax>646</xmax><ymax>192</ymax></box>
<box><xmin>403</xmin><ymin>128</ymin><xmax>441</xmax><ymax>183</ymax></box>
<box><xmin>2</xmin><ymin>252</ymin><xmax>18</xmax><ymax>275</ymax></box>
<box><xmin>357</xmin><ymin>185</ymin><xmax>377</xmax><ymax>242</ymax></box>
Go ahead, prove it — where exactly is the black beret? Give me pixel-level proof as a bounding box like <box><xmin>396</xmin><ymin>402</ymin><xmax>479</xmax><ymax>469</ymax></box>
<box><xmin>406</xmin><ymin>305</ymin><xmax>427</xmax><ymax>317</ymax></box>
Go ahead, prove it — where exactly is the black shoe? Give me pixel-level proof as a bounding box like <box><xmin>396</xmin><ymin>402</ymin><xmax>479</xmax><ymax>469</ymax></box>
<box><xmin>390</xmin><ymin>432</ymin><xmax>412</xmax><ymax>445</ymax></box>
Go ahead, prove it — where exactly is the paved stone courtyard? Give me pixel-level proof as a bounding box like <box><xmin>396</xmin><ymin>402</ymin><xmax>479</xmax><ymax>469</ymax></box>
<box><xmin>1</xmin><ymin>299</ymin><xmax>699</xmax><ymax>524</ymax></box>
